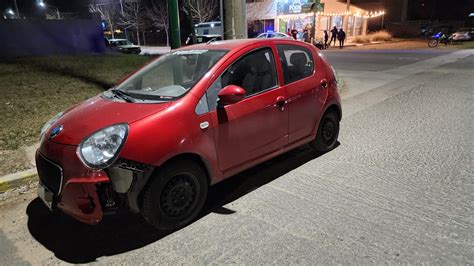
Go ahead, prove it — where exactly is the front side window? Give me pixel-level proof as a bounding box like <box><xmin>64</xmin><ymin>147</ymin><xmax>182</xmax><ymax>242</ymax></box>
<box><xmin>206</xmin><ymin>48</ymin><xmax>278</xmax><ymax>110</ymax></box>
<box><xmin>110</xmin><ymin>49</ymin><xmax>227</xmax><ymax>102</ymax></box>
<box><xmin>276</xmin><ymin>45</ymin><xmax>314</xmax><ymax>84</ymax></box>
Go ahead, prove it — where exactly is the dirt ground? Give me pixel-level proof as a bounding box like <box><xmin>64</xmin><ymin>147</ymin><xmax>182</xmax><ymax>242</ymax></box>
<box><xmin>0</xmin><ymin>149</ymin><xmax>31</xmax><ymax>176</ymax></box>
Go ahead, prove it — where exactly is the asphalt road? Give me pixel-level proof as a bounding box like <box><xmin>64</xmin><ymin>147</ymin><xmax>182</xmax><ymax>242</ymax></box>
<box><xmin>0</xmin><ymin>48</ymin><xmax>473</xmax><ymax>264</ymax></box>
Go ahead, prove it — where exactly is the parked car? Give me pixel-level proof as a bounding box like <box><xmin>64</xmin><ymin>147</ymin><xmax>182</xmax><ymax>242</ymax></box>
<box><xmin>185</xmin><ymin>34</ymin><xmax>222</xmax><ymax>45</ymax></box>
<box><xmin>106</xmin><ymin>38</ymin><xmax>141</xmax><ymax>54</ymax></box>
<box><xmin>451</xmin><ymin>27</ymin><xmax>474</xmax><ymax>41</ymax></box>
<box><xmin>36</xmin><ymin>39</ymin><xmax>341</xmax><ymax>230</ymax></box>
<box><xmin>256</xmin><ymin>32</ymin><xmax>293</xmax><ymax>39</ymax></box>
<box><xmin>194</xmin><ymin>21</ymin><xmax>222</xmax><ymax>35</ymax></box>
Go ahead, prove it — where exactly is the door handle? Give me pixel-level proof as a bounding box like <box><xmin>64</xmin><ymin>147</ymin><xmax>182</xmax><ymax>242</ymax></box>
<box><xmin>321</xmin><ymin>79</ymin><xmax>328</xmax><ymax>88</ymax></box>
<box><xmin>274</xmin><ymin>96</ymin><xmax>286</xmax><ymax>111</ymax></box>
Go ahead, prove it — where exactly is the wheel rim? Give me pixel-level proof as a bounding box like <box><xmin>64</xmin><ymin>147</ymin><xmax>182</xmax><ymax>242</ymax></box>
<box><xmin>321</xmin><ymin>118</ymin><xmax>337</xmax><ymax>145</ymax></box>
<box><xmin>160</xmin><ymin>174</ymin><xmax>197</xmax><ymax>218</ymax></box>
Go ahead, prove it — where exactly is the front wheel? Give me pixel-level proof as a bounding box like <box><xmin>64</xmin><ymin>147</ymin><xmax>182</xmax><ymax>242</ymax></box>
<box><xmin>310</xmin><ymin>111</ymin><xmax>340</xmax><ymax>153</ymax></box>
<box><xmin>141</xmin><ymin>160</ymin><xmax>208</xmax><ymax>230</ymax></box>
<box><xmin>428</xmin><ymin>39</ymin><xmax>439</xmax><ymax>47</ymax></box>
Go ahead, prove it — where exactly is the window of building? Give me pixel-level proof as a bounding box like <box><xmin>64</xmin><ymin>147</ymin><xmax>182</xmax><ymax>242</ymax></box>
<box><xmin>206</xmin><ymin>48</ymin><xmax>278</xmax><ymax>110</ymax></box>
<box><xmin>276</xmin><ymin>45</ymin><xmax>314</xmax><ymax>84</ymax></box>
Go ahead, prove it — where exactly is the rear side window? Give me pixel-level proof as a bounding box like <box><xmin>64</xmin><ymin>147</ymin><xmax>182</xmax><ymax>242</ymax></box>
<box><xmin>276</xmin><ymin>45</ymin><xmax>314</xmax><ymax>84</ymax></box>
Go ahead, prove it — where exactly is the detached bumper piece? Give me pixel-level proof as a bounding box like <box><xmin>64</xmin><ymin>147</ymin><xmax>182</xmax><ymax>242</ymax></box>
<box><xmin>57</xmin><ymin>178</ymin><xmax>108</xmax><ymax>224</ymax></box>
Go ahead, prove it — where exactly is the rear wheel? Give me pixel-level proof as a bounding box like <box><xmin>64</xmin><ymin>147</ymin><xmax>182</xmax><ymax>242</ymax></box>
<box><xmin>141</xmin><ymin>160</ymin><xmax>208</xmax><ymax>230</ymax></box>
<box><xmin>310</xmin><ymin>111</ymin><xmax>340</xmax><ymax>152</ymax></box>
<box><xmin>428</xmin><ymin>39</ymin><xmax>439</xmax><ymax>47</ymax></box>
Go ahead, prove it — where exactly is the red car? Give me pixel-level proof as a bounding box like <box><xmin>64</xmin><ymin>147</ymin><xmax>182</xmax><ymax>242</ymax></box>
<box><xmin>36</xmin><ymin>39</ymin><xmax>341</xmax><ymax>230</ymax></box>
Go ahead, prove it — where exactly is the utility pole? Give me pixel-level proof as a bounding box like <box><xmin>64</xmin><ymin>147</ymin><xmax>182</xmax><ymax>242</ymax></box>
<box><xmin>13</xmin><ymin>0</ymin><xmax>20</xmax><ymax>18</ymax></box>
<box><xmin>223</xmin><ymin>0</ymin><xmax>247</xmax><ymax>40</ymax></box>
<box><xmin>401</xmin><ymin>0</ymin><xmax>408</xmax><ymax>22</ymax></box>
<box><xmin>343</xmin><ymin>0</ymin><xmax>350</xmax><ymax>33</ymax></box>
<box><xmin>381</xmin><ymin>0</ymin><xmax>385</xmax><ymax>29</ymax></box>
<box><xmin>167</xmin><ymin>0</ymin><xmax>181</xmax><ymax>49</ymax></box>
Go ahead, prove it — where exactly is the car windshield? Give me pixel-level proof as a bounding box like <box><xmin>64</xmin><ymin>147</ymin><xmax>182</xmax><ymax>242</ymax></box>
<box><xmin>110</xmin><ymin>49</ymin><xmax>227</xmax><ymax>102</ymax></box>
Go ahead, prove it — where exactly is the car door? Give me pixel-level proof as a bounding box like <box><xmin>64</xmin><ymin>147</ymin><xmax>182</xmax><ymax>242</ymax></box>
<box><xmin>276</xmin><ymin>44</ymin><xmax>326</xmax><ymax>144</ymax></box>
<box><xmin>206</xmin><ymin>47</ymin><xmax>289</xmax><ymax>172</ymax></box>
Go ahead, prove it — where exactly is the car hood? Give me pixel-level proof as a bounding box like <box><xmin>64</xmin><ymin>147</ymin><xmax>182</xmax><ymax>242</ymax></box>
<box><xmin>49</xmin><ymin>95</ymin><xmax>170</xmax><ymax>145</ymax></box>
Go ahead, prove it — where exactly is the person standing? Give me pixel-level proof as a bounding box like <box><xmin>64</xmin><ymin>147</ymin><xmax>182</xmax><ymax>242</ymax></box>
<box><xmin>291</xmin><ymin>28</ymin><xmax>298</xmax><ymax>40</ymax></box>
<box><xmin>324</xmin><ymin>30</ymin><xmax>329</xmax><ymax>48</ymax></box>
<box><xmin>303</xmin><ymin>29</ymin><xmax>309</xmax><ymax>43</ymax></box>
<box><xmin>338</xmin><ymin>28</ymin><xmax>346</xmax><ymax>49</ymax></box>
<box><xmin>330</xmin><ymin>26</ymin><xmax>338</xmax><ymax>47</ymax></box>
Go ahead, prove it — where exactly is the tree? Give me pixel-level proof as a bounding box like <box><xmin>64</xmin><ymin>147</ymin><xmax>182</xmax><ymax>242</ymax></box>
<box><xmin>119</xmin><ymin>0</ymin><xmax>146</xmax><ymax>45</ymax></box>
<box><xmin>246</xmin><ymin>1</ymin><xmax>274</xmax><ymax>26</ymax></box>
<box><xmin>181</xmin><ymin>0</ymin><xmax>218</xmax><ymax>23</ymax></box>
<box><xmin>89</xmin><ymin>1</ymin><xmax>119</xmax><ymax>39</ymax></box>
<box><xmin>148</xmin><ymin>0</ymin><xmax>169</xmax><ymax>46</ymax></box>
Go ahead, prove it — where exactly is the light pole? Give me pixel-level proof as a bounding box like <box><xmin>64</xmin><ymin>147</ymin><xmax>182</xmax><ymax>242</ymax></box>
<box><xmin>13</xmin><ymin>0</ymin><xmax>20</xmax><ymax>18</ymax></box>
<box><xmin>38</xmin><ymin>1</ymin><xmax>61</xmax><ymax>19</ymax></box>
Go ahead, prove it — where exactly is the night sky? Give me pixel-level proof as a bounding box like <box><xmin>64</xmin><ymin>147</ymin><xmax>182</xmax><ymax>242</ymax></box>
<box><xmin>1</xmin><ymin>0</ymin><xmax>473</xmax><ymax>20</ymax></box>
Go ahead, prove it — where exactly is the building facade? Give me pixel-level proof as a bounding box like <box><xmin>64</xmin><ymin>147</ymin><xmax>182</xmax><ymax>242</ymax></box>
<box><xmin>246</xmin><ymin>0</ymin><xmax>384</xmax><ymax>39</ymax></box>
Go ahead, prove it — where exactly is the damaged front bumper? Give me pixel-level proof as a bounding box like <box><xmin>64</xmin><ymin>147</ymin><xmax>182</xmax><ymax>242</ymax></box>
<box><xmin>36</xmin><ymin>140</ymin><xmax>110</xmax><ymax>225</ymax></box>
<box><xmin>36</xmin><ymin>138</ymin><xmax>154</xmax><ymax>225</ymax></box>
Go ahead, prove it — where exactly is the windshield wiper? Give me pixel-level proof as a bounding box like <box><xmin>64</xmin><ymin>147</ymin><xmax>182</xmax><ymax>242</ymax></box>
<box><xmin>110</xmin><ymin>89</ymin><xmax>135</xmax><ymax>103</ymax></box>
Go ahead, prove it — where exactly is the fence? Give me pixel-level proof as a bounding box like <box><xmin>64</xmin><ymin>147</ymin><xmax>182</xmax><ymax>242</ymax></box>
<box><xmin>0</xmin><ymin>18</ymin><xmax>105</xmax><ymax>58</ymax></box>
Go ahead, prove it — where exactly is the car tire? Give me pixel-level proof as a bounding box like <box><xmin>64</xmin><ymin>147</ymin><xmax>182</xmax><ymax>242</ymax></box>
<box><xmin>141</xmin><ymin>159</ymin><xmax>208</xmax><ymax>230</ymax></box>
<box><xmin>310</xmin><ymin>111</ymin><xmax>340</xmax><ymax>153</ymax></box>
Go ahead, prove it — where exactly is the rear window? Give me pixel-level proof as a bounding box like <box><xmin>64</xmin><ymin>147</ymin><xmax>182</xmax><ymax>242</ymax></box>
<box><xmin>276</xmin><ymin>45</ymin><xmax>314</xmax><ymax>84</ymax></box>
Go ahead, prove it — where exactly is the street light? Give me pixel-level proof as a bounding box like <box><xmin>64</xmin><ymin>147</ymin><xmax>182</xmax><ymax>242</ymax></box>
<box><xmin>6</xmin><ymin>8</ymin><xmax>14</xmax><ymax>16</ymax></box>
<box><xmin>38</xmin><ymin>1</ymin><xmax>60</xmax><ymax>19</ymax></box>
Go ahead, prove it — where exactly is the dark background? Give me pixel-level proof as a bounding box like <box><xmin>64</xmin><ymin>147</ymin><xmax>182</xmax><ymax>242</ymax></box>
<box><xmin>1</xmin><ymin>0</ymin><xmax>473</xmax><ymax>21</ymax></box>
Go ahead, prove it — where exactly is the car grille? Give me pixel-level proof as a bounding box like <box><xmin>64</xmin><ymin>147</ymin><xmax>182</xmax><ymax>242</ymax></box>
<box><xmin>36</xmin><ymin>154</ymin><xmax>63</xmax><ymax>195</ymax></box>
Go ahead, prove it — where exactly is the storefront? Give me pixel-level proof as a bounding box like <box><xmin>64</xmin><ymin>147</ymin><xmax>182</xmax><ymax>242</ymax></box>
<box><xmin>247</xmin><ymin>0</ymin><xmax>385</xmax><ymax>39</ymax></box>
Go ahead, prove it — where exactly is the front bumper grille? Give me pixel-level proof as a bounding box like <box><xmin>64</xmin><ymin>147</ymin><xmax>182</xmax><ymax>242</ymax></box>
<box><xmin>36</xmin><ymin>153</ymin><xmax>63</xmax><ymax>195</ymax></box>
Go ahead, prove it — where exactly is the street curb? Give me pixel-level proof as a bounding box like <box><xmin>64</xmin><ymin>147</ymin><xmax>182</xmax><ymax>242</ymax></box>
<box><xmin>0</xmin><ymin>169</ymin><xmax>38</xmax><ymax>194</ymax></box>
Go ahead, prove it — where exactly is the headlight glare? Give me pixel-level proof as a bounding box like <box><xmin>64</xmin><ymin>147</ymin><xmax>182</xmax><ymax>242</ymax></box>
<box><xmin>79</xmin><ymin>124</ymin><xmax>128</xmax><ymax>169</ymax></box>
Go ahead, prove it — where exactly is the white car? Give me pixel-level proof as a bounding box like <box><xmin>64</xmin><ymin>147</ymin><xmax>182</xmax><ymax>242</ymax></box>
<box><xmin>451</xmin><ymin>28</ymin><xmax>474</xmax><ymax>41</ymax></box>
<box><xmin>106</xmin><ymin>38</ymin><xmax>141</xmax><ymax>54</ymax></box>
<box><xmin>256</xmin><ymin>32</ymin><xmax>292</xmax><ymax>39</ymax></box>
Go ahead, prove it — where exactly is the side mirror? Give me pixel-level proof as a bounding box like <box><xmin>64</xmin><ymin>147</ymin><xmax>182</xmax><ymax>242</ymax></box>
<box><xmin>218</xmin><ymin>85</ymin><xmax>246</xmax><ymax>105</ymax></box>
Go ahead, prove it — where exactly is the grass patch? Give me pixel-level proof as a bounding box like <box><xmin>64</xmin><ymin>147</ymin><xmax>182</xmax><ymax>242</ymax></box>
<box><xmin>353</xmin><ymin>35</ymin><xmax>370</xmax><ymax>43</ymax></box>
<box><xmin>0</xmin><ymin>54</ymin><xmax>151</xmax><ymax>150</ymax></box>
<box><xmin>371</xmin><ymin>30</ymin><xmax>393</xmax><ymax>41</ymax></box>
<box><xmin>453</xmin><ymin>41</ymin><xmax>474</xmax><ymax>49</ymax></box>
<box><xmin>353</xmin><ymin>30</ymin><xmax>393</xmax><ymax>43</ymax></box>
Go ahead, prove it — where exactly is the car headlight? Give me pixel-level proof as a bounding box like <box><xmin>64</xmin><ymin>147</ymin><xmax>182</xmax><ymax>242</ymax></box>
<box><xmin>40</xmin><ymin>112</ymin><xmax>64</xmax><ymax>140</ymax></box>
<box><xmin>78</xmin><ymin>124</ymin><xmax>128</xmax><ymax>169</ymax></box>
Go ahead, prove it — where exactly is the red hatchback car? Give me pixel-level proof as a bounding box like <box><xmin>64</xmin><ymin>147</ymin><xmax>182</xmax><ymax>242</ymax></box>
<box><xmin>36</xmin><ymin>39</ymin><xmax>341</xmax><ymax>230</ymax></box>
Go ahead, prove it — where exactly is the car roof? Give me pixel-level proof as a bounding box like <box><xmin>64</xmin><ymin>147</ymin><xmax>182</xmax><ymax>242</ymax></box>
<box><xmin>178</xmin><ymin>38</ymin><xmax>309</xmax><ymax>51</ymax></box>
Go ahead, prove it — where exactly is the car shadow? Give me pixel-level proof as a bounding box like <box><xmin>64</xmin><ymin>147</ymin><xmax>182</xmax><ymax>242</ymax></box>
<box><xmin>26</xmin><ymin>143</ymin><xmax>338</xmax><ymax>263</ymax></box>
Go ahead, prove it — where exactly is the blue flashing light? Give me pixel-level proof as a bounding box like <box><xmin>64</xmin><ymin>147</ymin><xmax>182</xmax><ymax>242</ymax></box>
<box><xmin>101</xmin><ymin>21</ymin><xmax>107</xmax><ymax>30</ymax></box>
